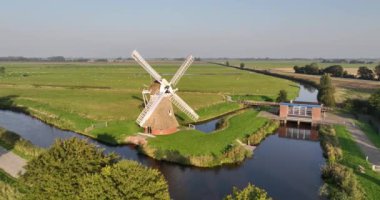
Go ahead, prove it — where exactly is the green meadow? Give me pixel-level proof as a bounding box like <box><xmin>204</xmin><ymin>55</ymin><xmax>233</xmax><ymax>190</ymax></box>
<box><xmin>0</xmin><ymin>61</ymin><xmax>299</xmax><ymax>144</ymax></box>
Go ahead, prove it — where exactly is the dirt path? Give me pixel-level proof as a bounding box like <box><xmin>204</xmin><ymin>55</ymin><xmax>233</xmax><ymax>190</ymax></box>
<box><xmin>346</xmin><ymin>123</ymin><xmax>380</xmax><ymax>166</ymax></box>
<box><xmin>0</xmin><ymin>147</ymin><xmax>26</xmax><ymax>178</ymax></box>
<box><xmin>325</xmin><ymin>112</ymin><xmax>380</xmax><ymax>166</ymax></box>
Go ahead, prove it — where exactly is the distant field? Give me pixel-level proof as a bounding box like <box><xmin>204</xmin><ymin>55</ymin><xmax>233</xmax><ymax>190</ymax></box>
<box><xmin>222</xmin><ymin>60</ymin><xmax>378</xmax><ymax>70</ymax></box>
<box><xmin>0</xmin><ymin>62</ymin><xmax>299</xmax><ymax>143</ymax></box>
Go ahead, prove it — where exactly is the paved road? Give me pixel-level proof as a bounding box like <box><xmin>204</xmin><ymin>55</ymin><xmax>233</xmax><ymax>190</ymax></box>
<box><xmin>0</xmin><ymin>147</ymin><xmax>26</xmax><ymax>178</ymax></box>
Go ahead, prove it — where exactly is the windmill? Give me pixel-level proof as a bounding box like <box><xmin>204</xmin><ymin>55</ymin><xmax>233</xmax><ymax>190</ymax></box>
<box><xmin>131</xmin><ymin>50</ymin><xmax>199</xmax><ymax>135</ymax></box>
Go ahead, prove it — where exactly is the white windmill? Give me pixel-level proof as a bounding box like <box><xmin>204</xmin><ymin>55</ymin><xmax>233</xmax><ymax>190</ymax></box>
<box><xmin>131</xmin><ymin>50</ymin><xmax>199</xmax><ymax>135</ymax></box>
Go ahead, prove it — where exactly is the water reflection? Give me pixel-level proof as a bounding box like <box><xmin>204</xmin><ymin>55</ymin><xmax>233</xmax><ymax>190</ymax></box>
<box><xmin>278</xmin><ymin>124</ymin><xmax>319</xmax><ymax>142</ymax></box>
<box><xmin>295</xmin><ymin>84</ymin><xmax>318</xmax><ymax>102</ymax></box>
<box><xmin>194</xmin><ymin>118</ymin><xmax>222</xmax><ymax>133</ymax></box>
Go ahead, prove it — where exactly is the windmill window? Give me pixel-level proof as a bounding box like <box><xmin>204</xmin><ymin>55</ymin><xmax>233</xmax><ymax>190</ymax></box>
<box><xmin>168</xmin><ymin>109</ymin><xmax>172</xmax><ymax>116</ymax></box>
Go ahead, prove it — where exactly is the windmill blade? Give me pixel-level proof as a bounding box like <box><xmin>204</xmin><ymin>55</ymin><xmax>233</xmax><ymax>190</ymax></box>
<box><xmin>170</xmin><ymin>55</ymin><xmax>194</xmax><ymax>86</ymax></box>
<box><xmin>136</xmin><ymin>93</ymin><xmax>165</xmax><ymax>126</ymax></box>
<box><xmin>170</xmin><ymin>93</ymin><xmax>199</xmax><ymax>121</ymax></box>
<box><xmin>131</xmin><ymin>50</ymin><xmax>162</xmax><ymax>82</ymax></box>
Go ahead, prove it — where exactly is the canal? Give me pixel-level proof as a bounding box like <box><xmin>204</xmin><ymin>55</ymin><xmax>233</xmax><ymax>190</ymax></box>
<box><xmin>0</xmin><ymin>83</ymin><xmax>324</xmax><ymax>200</ymax></box>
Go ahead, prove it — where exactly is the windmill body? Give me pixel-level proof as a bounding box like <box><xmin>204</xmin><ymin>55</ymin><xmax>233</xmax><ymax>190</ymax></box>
<box><xmin>131</xmin><ymin>50</ymin><xmax>199</xmax><ymax>135</ymax></box>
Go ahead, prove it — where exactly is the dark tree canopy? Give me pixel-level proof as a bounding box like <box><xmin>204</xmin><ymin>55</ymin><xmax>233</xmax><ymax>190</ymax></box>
<box><xmin>224</xmin><ymin>183</ymin><xmax>271</xmax><ymax>200</ymax></box>
<box><xmin>78</xmin><ymin>161</ymin><xmax>170</xmax><ymax>200</ymax></box>
<box><xmin>323</xmin><ymin>65</ymin><xmax>344</xmax><ymax>77</ymax></box>
<box><xmin>318</xmin><ymin>74</ymin><xmax>335</xmax><ymax>107</ymax></box>
<box><xmin>357</xmin><ymin>66</ymin><xmax>375</xmax><ymax>80</ymax></box>
<box><xmin>304</xmin><ymin>63</ymin><xmax>321</xmax><ymax>75</ymax></box>
<box><xmin>226</xmin><ymin>61</ymin><xmax>230</xmax><ymax>66</ymax></box>
<box><xmin>369</xmin><ymin>89</ymin><xmax>380</xmax><ymax>118</ymax></box>
<box><xmin>293</xmin><ymin>63</ymin><xmax>321</xmax><ymax>75</ymax></box>
<box><xmin>20</xmin><ymin>138</ymin><xmax>170</xmax><ymax>200</ymax></box>
<box><xmin>240</xmin><ymin>63</ymin><xmax>245</xmax><ymax>69</ymax></box>
<box><xmin>375</xmin><ymin>64</ymin><xmax>380</xmax><ymax>80</ymax></box>
<box><xmin>276</xmin><ymin>90</ymin><xmax>288</xmax><ymax>102</ymax></box>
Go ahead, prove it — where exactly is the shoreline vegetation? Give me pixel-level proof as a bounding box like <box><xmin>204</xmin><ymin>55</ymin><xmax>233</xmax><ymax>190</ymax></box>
<box><xmin>140</xmin><ymin>110</ymin><xmax>280</xmax><ymax>167</ymax></box>
<box><xmin>319</xmin><ymin>124</ymin><xmax>380</xmax><ymax>200</ymax></box>
<box><xmin>0</xmin><ymin>127</ymin><xmax>44</xmax><ymax>160</ymax></box>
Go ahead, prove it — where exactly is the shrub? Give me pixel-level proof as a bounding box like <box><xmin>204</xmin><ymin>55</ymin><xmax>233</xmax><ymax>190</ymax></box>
<box><xmin>319</xmin><ymin>125</ymin><xmax>342</xmax><ymax>162</ymax></box>
<box><xmin>224</xmin><ymin>183</ymin><xmax>271</xmax><ymax>200</ymax></box>
<box><xmin>0</xmin><ymin>182</ymin><xmax>22</xmax><ymax>200</ymax></box>
<box><xmin>77</xmin><ymin>160</ymin><xmax>169</xmax><ymax>200</ymax></box>
<box><xmin>20</xmin><ymin>138</ymin><xmax>170</xmax><ymax>200</ymax></box>
<box><xmin>321</xmin><ymin>163</ymin><xmax>364</xmax><ymax>200</ymax></box>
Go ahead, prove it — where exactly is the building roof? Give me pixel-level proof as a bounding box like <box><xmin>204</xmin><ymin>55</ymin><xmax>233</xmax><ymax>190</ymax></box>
<box><xmin>279</xmin><ymin>101</ymin><xmax>322</xmax><ymax>108</ymax></box>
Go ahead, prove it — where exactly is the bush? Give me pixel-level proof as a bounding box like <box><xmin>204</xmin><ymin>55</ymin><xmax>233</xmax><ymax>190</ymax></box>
<box><xmin>224</xmin><ymin>183</ymin><xmax>271</xmax><ymax>200</ymax></box>
<box><xmin>321</xmin><ymin>163</ymin><xmax>364</xmax><ymax>200</ymax></box>
<box><xmin>319</xmin><ymin>125</ymin><xmax>364</xmax><ymax>200</ymax></box>
<box><xmin>0</xmin><ymin>182</ymin><xmax>22</xmax><ymax>200</ymax></box>
<box><xmin>323</xmin><ymin>65</ymin><xmax>344</xmax><ymax>77</ymax></box>
<box><xmin>77</xmin><ymin>161</ymin><xmax>170</xmax><ymax>200</ymax></box>
<box><xmin>319</xmin><ymin>125</ymin><xmax>342</xmax><ymax>162</ymax></box>
<box><xmin>20</xmin><ymin>138</ymin><xmax>170</xmax><ymax>200</ymax></box>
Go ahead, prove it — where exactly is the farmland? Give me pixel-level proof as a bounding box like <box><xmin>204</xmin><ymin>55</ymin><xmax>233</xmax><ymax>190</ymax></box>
<box><xmin>0</xmin><ymin>61</ymin><xmax>299</xmax><ymax>144</ymax></box>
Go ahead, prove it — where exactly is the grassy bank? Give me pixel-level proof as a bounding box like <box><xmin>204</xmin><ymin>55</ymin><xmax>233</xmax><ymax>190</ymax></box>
<box><xmin>0</xmin><ymin>128</ymin><xmax>44</xmax><ymax>160</ymax></box>
<box><xmin>0</xmin><ymin>62</ymin><xmax>298</xmax><ymax>145</ymax></box>
<box><xmin>357</xmin><ymin>121</ymin><xmax>380</xmax><ymax>149</ymax></box>
<box><xmin>319</xmin><ymin>125</ymin><xmax>380</xmax><ymax>199</ymax></box>
<box><xmin>141</xmin><ymin>109</ymin><xmax>279</xmax><ymax>167</ymax></box>
<box><xmin>335</xmin><ymin>125</ymin><xmax>380</xmax><ymax>200</ymax></box>
<box><xmin>319</xmin><ymin>125</ymin><xmax>364</xmax><ymax>199</ymax></box>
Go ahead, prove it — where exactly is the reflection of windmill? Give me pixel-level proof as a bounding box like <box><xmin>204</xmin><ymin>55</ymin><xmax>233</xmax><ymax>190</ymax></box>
<box><xmin>132</xmin><ymin>50</ymin><xmax>199</xmax><ymax>135</ymax></box>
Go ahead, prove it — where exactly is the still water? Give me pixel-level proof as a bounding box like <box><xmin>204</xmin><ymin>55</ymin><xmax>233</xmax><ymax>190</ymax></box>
<box><xmin>0</xmin><ymin>83</ymin><xmax>325</xmax><ymax>200</ymax></box>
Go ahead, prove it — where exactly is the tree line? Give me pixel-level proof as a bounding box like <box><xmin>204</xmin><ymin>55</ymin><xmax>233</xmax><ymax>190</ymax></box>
<box><xmin>294</xmin><ymin>63</ymin><xmax>380</xmax><ymax>81</ymax></box>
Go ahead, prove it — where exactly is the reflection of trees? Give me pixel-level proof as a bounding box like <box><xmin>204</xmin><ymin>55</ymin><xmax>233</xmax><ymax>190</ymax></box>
<box><xmin>300</xmin><ymin>83</ymin><xmax>317</xmax><ymax>93</ymax></box>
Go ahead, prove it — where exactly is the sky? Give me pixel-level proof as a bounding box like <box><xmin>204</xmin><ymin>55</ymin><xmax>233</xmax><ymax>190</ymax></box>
<box><xmin>0</xmin><ymin>0</ymin><xmax>379</xmax><ymax>58</ymax></box>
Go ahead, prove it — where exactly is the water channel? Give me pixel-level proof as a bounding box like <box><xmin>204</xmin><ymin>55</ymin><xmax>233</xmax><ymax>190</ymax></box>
<box><xmin>0</xmin><ymin>83</ymin><xmax>324</xmax><ymax>200</ymax></box>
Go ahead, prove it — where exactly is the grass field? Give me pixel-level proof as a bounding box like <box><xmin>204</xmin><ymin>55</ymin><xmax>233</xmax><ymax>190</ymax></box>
<box><xmin>149</xmin><ymin>109</ymin><xmax>267</xmax><ymax>156</ymax></box>
<box><xmin>334</xmin><ymin>125</ymin><xmax>380</xmax><ymax>199</ymax></box>
<box><xmin>0</xmin><ymin>62</ymin><xmax>298</xmax><ymax>144</ymax></box>
<box><xmin>224</xmin><ymin>60</ymin><xmax>378</xmax><ymax>69</ymax></box>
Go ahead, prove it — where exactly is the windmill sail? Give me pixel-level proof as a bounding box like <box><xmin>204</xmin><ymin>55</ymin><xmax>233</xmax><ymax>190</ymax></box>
<box><xmin>136</xmin><ymin>93</ymin><xmax>165</xmax><ymax>126</ymax></box>
<box><xmin>170</xmin><ymin>55</ymin><xmax>194</xmax><ymax>86</ymax></box>
<box><xmin>170</xmin><ymin>93</ymin><xmax>199</xmax><ymax>121</ymax></box>
<box><xmin>131</xmin><ymin>50</ymin><xmax>162</xmax><ymax>82</ymax></box>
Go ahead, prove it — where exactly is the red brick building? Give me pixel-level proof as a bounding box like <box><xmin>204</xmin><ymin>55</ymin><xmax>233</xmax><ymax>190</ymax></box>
<box><xmin>279</xmin><ymin>101</ymin><xmax>323</xmax><ymax>126</ymax></box>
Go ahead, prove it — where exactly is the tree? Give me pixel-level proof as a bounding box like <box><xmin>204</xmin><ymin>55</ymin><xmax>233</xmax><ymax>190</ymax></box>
<box><xmin>293</xmin><ymin>65</ymin><xmax>303</xmax><ymax>73</ymax></box>
<box><xmin>318</xmin><ymin>74</ymin><xmax>335</xmax><ymax>106</ymax></box>
<box><xmin>77</xmin><ymin>161</ymin><xmax>170</xmax><ymax>200</ymax></box>
<box><xmin>357</xmin><ymin>66</ymin><xmax>375</xmax><ymax>80</ymax></box>
<box><xmin>323</xmin><ymin>65</ymin><xmax>343</xmax><ymax>77</ymax></box>
<box><xmin>276</xmin><ymin>90</ymin><xmax>288</xmax><ymax>102</ymax></box>
<box><xmin>224</xmin><ymin>183</ymin><xmax>271</xmax><ymax>200</ymax></box>
<box><xmin>226</xmin><ymin>61</ymin><xmax>230</xmax><ymax>66</ymax></box>
<box><xmin>0</xmin><ymin>66</ymin><xmax>5</xmax><ymax>75</ymax></box>
<box><xmin>375</xmin><ymin>64</ymin><xmax>380</xmax><ymax>80</ymax></box>
<box><xmin>20</xmin><ymin>138</ymin><xmax>170</xmax><ymax>200</ymax></box>
<box><xmin>304</xmin><ymin>63</ymin><xmax>321</xmax><ymax>75</ymax></box>
<box><xmin>240</xmin><ymin>63</ymin><xmax>245</xmax><ymax>69</ymax></box>
<box><xmin>368</xmin><ymin>89</ymin><xmax>380</xmax><ymax>118</ymax></box>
